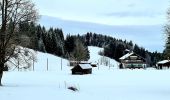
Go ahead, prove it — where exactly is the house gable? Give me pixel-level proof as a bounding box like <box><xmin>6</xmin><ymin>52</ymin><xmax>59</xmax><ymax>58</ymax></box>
<box><xmin>120</xmin><ymin>52</ymin><xmax>146</xmax><ymax>63</ymax></box>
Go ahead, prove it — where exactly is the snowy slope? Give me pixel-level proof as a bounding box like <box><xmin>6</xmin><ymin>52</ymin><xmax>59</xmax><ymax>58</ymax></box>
<box><xmin>7</xmin><ymin>46</ymin><xmax>119</xmax><ymax>71</ymax></box>
<box><xmin>1</xmin><ymin>46</ymin><xmax>170</xmax><ymax>100</ymax></box>
<box><xmin>7</xmin><ymin>47</ymin><xmax>69</xmax><ymax>72</ymax></box>
<box><xmin>33</xmin><ymin>52</ymin><xmax>69</xmax><ymax>71</ymax></box>
<box><xmin>88</xmin><ymin>46</ymin><xmax>119</xmax><ymax>69</ymax></box>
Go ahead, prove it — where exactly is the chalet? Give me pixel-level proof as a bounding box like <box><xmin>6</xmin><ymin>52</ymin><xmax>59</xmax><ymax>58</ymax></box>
<box><xmin>157</xmin><ymin>60</ymin><xmax>170</xmax><ymax>69</ymax></box>
<box><xmin>71</xmin><ymin>64</ymin><xmax>92</xmax><ymax>75</ymax></box>
<box><xmin>119</xmin><ymin>52</ymin><xmax>146</xmax><ymax>69</ymax></box>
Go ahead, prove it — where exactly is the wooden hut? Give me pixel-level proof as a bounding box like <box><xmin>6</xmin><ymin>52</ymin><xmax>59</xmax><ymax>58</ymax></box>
<box><xmin>71</xmin><ymin>64</ymin><xmax>92</xmax><ymax>75</ymax></box>
<box><xmin>119</xmin><ymin>52</ymin><xmax>146</xmax><ymax>69</ymax></box>
<box><xmin>157</xmin><ymin>60</ymin><xmax>170</xmax><ymax>69</ymax></box>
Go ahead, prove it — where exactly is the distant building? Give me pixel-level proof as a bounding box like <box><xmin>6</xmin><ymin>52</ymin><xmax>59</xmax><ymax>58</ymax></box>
<box><xmin>119</xmin><ymin>52</ymin><xmax>146</xmax><ymax>69</ymax></box>
<box><xmin>157</xmin><ymin>60</ymin><xmax>170</xmax><ymax>69</ymax></box>
<box><xmin>71</xmin><ymin>64</ymin><xmax>92</xmax><ymax>75</ymax></box>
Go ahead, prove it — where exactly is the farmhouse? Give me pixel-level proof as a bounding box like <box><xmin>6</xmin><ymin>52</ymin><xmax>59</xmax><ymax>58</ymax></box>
<box><xmin>157</xmin><ymin>60</ymin><xmax>170</xmax><ymax>69</ymax></box>
<box><xmin>71</xmin><ymin>64</ymin><xmax>92</xmax><ymax>75</ymax></box>
<box><xmin>119</xmin><ymin>52</ymin><xmax>146</xmax><ymax>69</ymax></box>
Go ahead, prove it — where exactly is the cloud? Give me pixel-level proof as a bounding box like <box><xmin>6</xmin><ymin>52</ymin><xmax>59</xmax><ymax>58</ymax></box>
<box><xmin>105</xmin><ymin>11</ymin><xmax>163</xmax><ymax>18</ymax></box>
<box><xmin>39</xmin><ymin>15</ymin><xmax>164</xmax><ymax>52</ymax></box>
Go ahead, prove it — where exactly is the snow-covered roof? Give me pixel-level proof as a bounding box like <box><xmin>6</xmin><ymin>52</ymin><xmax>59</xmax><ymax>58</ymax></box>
<box><xmin>157</xmin><ymin>60</ymin><xmax>170</xmax><ymax>64</ymax></box>
<box><xmin>119</xmin><ymin>52</ymin><xmax>134</xmax><ymax>60</ymax></box>
<box><xmin>125</xmin><ymin>49</ymin><xmax>130</xmax><ymax>52</ymax></box>
<box><xmin>79</xmin><ymin>64</ymin><xmax>92</xmax><ymax>69</ymax></box>
<box><xmin>91</xmin><ymin>62</ymin><xmax>98</xmax><ymax>65</ymax></box>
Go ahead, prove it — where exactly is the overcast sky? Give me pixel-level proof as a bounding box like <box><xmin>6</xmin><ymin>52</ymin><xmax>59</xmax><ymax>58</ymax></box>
<box><xmin>34</xmin><ymin>0</ymin><xmax>169</xmax><ymax>25</ymax></box>
<box><xmin>34</xmin><ymin>0</ymin><xmax>170</xmax><ymax>52</ymax></box>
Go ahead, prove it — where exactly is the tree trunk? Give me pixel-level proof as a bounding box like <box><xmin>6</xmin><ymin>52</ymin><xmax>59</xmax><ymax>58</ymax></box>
<box><xmin>0</xmin><ymin>71</ymin><xmax>3</xmax><ymax>86</ymax></box>
<box><xmin>0</xmin><ymin>63</ymin><xmax>4</xmax><ymax>86</ymax></box>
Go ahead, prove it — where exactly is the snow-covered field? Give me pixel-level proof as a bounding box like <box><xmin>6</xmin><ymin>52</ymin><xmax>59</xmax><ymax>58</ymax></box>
<box><xmin>1</xmin><ymin>46</ymin><xmax>170</xmax><ymax>100</ymax></box>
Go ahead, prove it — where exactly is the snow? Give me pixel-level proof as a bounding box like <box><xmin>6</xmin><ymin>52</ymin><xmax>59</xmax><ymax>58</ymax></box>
<box><xmin>1</xmin><ymin>46</ymin><xmax>170</xmax><ymax>100</ymax></box>
<box><xmin>88</xmin><ymin>46</ymin><xmax>119</xmax><ymax>69</ymax></box>
<box><xmin>78</xmin><ymin>64</ymin><xmax>92</xmax><ymax>69</ymax></box>
<box><xmin>157</xmin><ymin>60</ymin><xmax>169</xmax><ymax>64</ymax></box>
<box><xmin>119</xmin><ymin>52</ymin><xmax>134</xmax><ymax>60</ymax></box>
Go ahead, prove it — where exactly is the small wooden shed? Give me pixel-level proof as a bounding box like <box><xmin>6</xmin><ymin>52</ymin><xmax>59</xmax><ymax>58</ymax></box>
<box><xmin>157</xmin><ymin>60</ymin><xmax>170</xmax><ymax>69</ymax></box>
<box><xmin>71</xmin><ymin>64</ymin><xmax>92</xmax><ymax>75</ymax></box>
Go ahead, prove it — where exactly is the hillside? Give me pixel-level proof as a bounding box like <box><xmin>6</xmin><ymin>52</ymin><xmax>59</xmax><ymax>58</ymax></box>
<box><xmin>7</xmin><ymin>46</ymin><xmax>118</xmax><ymax>71</ymax></box>
<box><xmin>88</xmin><ymin>46</ymin><xmax>119</xmax><ymax>69</ymax></box>
<box><xmin>1</xmin><ymin>47</ymin><xmax>170</xmax><ymax>100</ymax></box>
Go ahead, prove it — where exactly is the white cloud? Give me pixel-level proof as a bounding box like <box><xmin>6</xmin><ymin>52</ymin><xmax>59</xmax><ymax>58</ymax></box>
<box><xmin>39</xmin><ymin>15</ymin><xmax>165</xmax><ymax>52</ymax></box>
<box><xmin>34</xmin><ymin>0</ymin><xmax>169</xmax><ymax>25</ymax></box>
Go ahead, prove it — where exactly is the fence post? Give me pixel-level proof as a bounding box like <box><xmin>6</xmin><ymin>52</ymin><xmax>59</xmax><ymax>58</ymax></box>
<box><xmin>18</xmin><ymin>58</ymin><xmax>19</xmax><ymax>71</ymax></box>
<box><xmin>98</xmin><ymin>59</ymin><xmax>99</xmax><ymax>70</ymax></box>
<box><xmin>47</xmin><ymin>58</ymin><xmax>48</xmax><ymax>71</ymax></box>
<box><xmin>33</xmin><ymin>59</ymin><xmax>34</xmax><ymax>71</ymax></box>
<box><xmin>61</xmin><ymin>58</ymin><xmax>62</xmax><ymax>71</ymax></box>
<box><xmin>109</xmin><ymin>59</ymin><xmax>110</xmax><ymax>70</ymax></box>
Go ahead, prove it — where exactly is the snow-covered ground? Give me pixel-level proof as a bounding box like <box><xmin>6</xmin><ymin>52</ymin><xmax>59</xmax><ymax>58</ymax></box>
<box><xmin>1</xmin><ymin>46</ymin><xmax>170</xmax><ymax>100</ymax></box>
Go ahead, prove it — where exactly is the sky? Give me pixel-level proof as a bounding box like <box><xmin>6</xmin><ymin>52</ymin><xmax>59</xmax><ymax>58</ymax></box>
<box><xmin>34</xmin><ymin>0</ymin><xmax>169</xmax><ymax>25</ymax></box>
<box><xmin>34</xmin><ymin>0</ymin><xmax>170</xmax><ymax>52</ymax></box>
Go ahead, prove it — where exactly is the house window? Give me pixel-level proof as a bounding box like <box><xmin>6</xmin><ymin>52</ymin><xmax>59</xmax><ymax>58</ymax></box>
<box><xmin>137</xmin><ymin>60</ymin><xmax>142</xmax><ymax>62</ymax></box>
<box><xmin>125</xmin><ymin>60</ymin><xmax>129</xmax><ymax>62</ymax></box>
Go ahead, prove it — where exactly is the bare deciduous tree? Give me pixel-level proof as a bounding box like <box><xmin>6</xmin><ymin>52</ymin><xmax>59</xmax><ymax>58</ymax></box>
<box><xmin>70</xmin><ymin>39</ymin><xmax>89</xmax><ymax>62</ymax></box>
<box><xmin>0</xmin><ymin>0</ymin><xmax>38</xmax><ymax>86</ymax></box>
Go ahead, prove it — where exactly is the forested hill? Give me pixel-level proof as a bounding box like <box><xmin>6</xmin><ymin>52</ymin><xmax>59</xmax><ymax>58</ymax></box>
<box><xmin>20</xmin><ymin>23</ymin><xmax>163</xmax><ymax>66</ymax></box>
<box><xmin>67</xmin><ymin>33</ymin><xmax>163</xmax><ymax>66</ymax></box>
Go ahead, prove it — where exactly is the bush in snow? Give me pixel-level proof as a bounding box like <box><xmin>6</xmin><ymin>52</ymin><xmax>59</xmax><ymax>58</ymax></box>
<box><xmin>68</xmin><ymin>86</ymin><xmax>79</xmax><ymax>92</ymax></box>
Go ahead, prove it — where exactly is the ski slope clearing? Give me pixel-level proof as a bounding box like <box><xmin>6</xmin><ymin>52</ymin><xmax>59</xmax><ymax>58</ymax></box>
<box><xmin>1</xmin><ymin>46</ymin><xmax>170</xmax><ymax>100</ymax></box>
<box><xmin>88</xmin><ymin>46</ymin><xmax>119</xmax><ymax>69</ymax></box>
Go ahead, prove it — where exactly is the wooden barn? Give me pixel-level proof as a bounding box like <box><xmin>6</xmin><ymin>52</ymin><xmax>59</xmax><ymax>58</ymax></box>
<box><xmin>71</xmin><ymin>64</ymin><xmax>92</xmax><ymax>75</ymax></box>
<box><xmin>119</xmin><ymin>52</ymin><xmax>146</xmax><ymax>69</ymax></box>
<box><xmin>157</xmin><ymin>60</ymin><xmax>170</xmax><ymax>69</ymax></box>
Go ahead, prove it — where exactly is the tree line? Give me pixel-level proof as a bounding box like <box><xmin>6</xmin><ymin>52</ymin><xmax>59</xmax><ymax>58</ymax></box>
<box><xmin>19</xmin><ymin>22</ymin><xmax>89</xmax><ymax>61</ymax></box>
<box><xmin>19</xmin><ymin>23</ymin><xmax>163</xmax><ymax>66</ymax></box>
<box><xmin>69</xmin><ymin>32</ymin><xmax>163</xmax><ymax>66</ymax></box>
